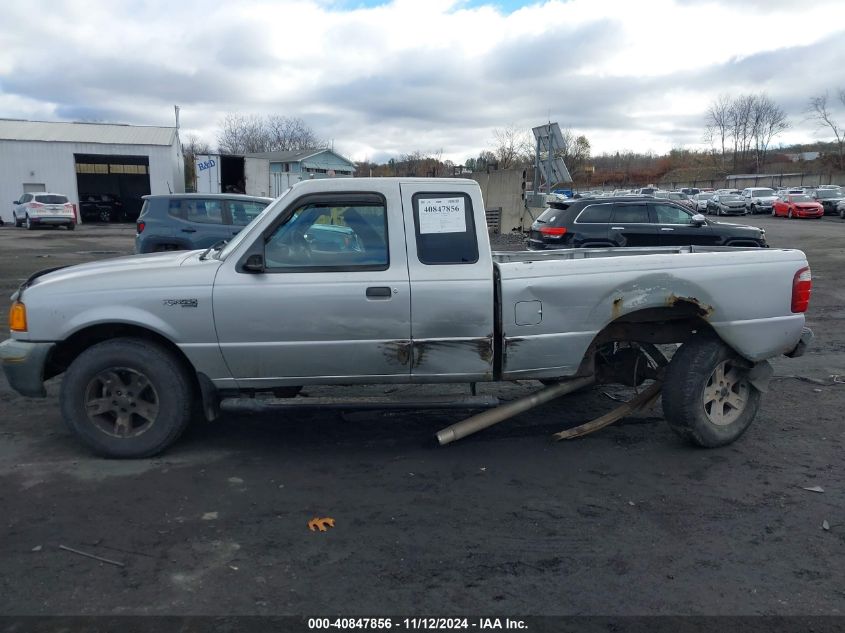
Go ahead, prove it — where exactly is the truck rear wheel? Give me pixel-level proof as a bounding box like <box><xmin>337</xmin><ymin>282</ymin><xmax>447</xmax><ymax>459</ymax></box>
<box><xmin>662</xmin><ymin>336</ymin><xmax>760</xmax><ymax>447</ymax></box>
<box><xmin>59</xmin><ymin>338</ymin><xmax>194</xmax><ymax>458</ymax></box>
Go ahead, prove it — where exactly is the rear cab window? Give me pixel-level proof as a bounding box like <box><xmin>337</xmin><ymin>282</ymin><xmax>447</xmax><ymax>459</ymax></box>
<box><xmin>412</xmin><ymin>192</ymin><xmax>478</xmax><ymax>264</ymax></box>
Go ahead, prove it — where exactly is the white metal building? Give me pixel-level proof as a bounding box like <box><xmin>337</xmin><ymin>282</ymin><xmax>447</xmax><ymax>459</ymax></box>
<box><xmin>0</xmin><ymin>119</ymin><xmax>184</xmax><ymax>223</ymax></box>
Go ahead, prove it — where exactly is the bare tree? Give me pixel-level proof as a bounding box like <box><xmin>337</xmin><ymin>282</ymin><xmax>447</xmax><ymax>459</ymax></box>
<box><xmin>751</xmin><ymin>95</ymin><xmax>789</xmax><ymax>172</ymax></box>
<box><xmin>491</xmin><ymin>125</ymin><xmax>533</xmax><ymax>169</ymax></box>
<box><xmin>706</xmin><ymin>93</ymin><xmax>789</xmax><ymax>172</ymax></box>
<box><xmin>216</xmin><ymin>113</ymin><xmax>324</xmax><ymax>154</ymax></box>
<box><xmin>394</xmin><ymin>150</ymin><xmax>446</xmax><ymax>177</ymax></box>
<box><xmin>266</xmin><ymin>115</ymin><xmax>325</xmax><ymax>152</ymax></box>
<box><xmin>559</xmin><ymin>127</ymin><xmax>591</xmax><ymax>177</ymax></box>
<box><xmin>705</xmin><ymin>94</ymin><xmax>731</xmax><ymax>169</ymax></box>
<box><xmin>217</xmin><ymin>113</ymin><xmax>268</xmax><ymax>154</ymax></box>
<box><xmin>182</xmin><ymin>133</ymin><xmax>211</xmax><ymax>158</ymax></box>
<box><xmin>728</xmin><ymin>94</ymin><xmax>757</xmax><ymax>170</ymax></box>
<box><xmin>807</xmin><ymin>89</ymin><xmax>845</xmax><ymax>170</ymax></box>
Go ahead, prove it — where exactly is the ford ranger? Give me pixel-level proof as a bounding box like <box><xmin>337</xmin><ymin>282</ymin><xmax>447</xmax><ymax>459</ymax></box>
<box><xmin>0</xmin><ymin>178</ymin><xmax>813</xmax><ymax>457</ymax></box>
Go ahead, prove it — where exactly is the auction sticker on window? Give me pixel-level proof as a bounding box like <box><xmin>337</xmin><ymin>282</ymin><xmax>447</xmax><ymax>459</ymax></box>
<box><xmin>418</xmin><ymin>197</ymin><xmax>466</xmax><ymax>234</ymax></box>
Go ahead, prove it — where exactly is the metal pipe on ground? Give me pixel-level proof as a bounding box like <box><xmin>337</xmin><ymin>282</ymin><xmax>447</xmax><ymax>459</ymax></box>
<box><xmin>436</xmin><ymin>376</ymin><xmax>596</xmax><ymax>445</ymax></box>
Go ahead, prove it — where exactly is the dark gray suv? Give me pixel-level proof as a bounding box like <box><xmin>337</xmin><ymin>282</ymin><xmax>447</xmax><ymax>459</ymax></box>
<box><xmin>135</xmin><ymin>194</ymin><xmax>273</xmax><ymax>254</ymax></box>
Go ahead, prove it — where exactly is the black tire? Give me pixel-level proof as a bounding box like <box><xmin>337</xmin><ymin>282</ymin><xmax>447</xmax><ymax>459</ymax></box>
<box><xmin>840</xmin><ymin>209</ymin><xmax>844</xmax><ymax>219</ymax></box>
<box><xmin>99</xmin><ymin>208</ymin><xmax>112</xmax><ymax>223</ymax></box>
<box><xmin>788</xmin><ymin>209</ymin><xmax>794</xmax><ymax>219</ymax></box>
<box><xmin>60</xmin><ymin>338</ymin><xmax>194</xmax><ymax>458</ymax></box>
<box><xmin>750</xmin><ymin>204</ymin><xmax>757</xmax><ymax>214</ymax></box>
<box><xmin>25</xmin><ymin>215</ymin><xmax>34</xmax><ymax>230</ymax></box>
<box><xmin>67</xmin><ymin>223</ymin><xmax>75</xmax><ymax>231</ymax></box>
<box><xmin>771</xmin><ymin>208</ymin><xmax>776</xmax><ymax>217</ymax></box>
<box><xmin>662</xmin><ymin>336</ymin><xmax>761</xmax><ymax>447</ymax></box>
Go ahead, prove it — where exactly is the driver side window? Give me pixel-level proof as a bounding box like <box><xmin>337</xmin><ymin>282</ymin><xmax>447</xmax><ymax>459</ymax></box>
<box><xmin>653</xmin><ymin>203</ymin><xmax>693</xmax><ymax>224</ymax></box>
<box><xmin>264</xmin><ymin>199</ymin><xmax>389</xmax><ymax>271</ymax></box>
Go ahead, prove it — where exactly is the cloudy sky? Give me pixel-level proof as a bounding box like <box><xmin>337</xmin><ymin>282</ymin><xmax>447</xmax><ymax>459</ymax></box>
<box><xmin>1</xmin><ymin>0</ymin><xmax>844</xmax><ymax>163</ymax></box>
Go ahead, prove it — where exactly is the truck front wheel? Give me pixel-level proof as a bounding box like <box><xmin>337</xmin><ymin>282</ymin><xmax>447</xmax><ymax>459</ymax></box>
<box><xmin>662</xmin><ymin>336</ymin><xmax>761</xmax><ymax>447</ymax></box>
<box><xmin>60</xmin><ymin>338</ymin><xmax>193</xmax><ymax>458</ymax></box>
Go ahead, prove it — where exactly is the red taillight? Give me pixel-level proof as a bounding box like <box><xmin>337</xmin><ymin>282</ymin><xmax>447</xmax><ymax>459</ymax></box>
<box><xmin>540</xmin><ymin>226</ymin><xmax>568</xmax><ymax>237</ymax></box>
<box><xmin>791</xmin><ymin>266</ymin><xmax>812</xmax><ymax>313</ymax></box>
<box><xmin>136</xmin><ymin>221</ymin><xmax>145</xmax><ymax>234</ymax></box>
<box><xmin>29</xmin><ymin>202</ymin><xmax>44</xmax><ymax>208</ymax></box>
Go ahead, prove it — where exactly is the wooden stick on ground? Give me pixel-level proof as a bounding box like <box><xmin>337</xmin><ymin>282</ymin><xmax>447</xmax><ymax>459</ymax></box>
<box><xmin>58</xmin><ymin>544</ymin><xmax>125</xmax><ymax>568</ymax></box>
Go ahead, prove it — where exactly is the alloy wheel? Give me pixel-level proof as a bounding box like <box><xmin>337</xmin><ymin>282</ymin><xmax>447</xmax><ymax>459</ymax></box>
<box><xmin>702</xmin><ymin>359</ymin><xmax>750</xmax><ymax>427</ymax></box>
<box><xmin>83</xmin><ymin>367</ymin><xmax>160</xmax><ymax>438</ymax></box>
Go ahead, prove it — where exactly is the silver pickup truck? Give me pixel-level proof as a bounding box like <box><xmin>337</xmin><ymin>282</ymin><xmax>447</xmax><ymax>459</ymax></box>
<box><xmin>1</xmin><ymin>178</ymin><xmax>813</xmax><ymax>457</ymax></box>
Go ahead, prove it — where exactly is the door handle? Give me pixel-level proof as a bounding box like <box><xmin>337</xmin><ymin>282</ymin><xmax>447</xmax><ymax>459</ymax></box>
<box><xmin>660</xmin><ymin>227</ymin><xmax>674</xmax><ymax>231</ymax></box>
<box><xmin>181</xmin><ymin>228</ymin><xmax>197</xmax><ymax>233</ymax></box>
<box><xmin>366</xmin><ymin>286</ymin><xmax>392</xmax><ymax>299</ymax></box>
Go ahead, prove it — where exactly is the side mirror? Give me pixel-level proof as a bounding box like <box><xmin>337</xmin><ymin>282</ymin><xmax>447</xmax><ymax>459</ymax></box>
<box><xmin>691</xmin><ymin>214</ymin><xmax>706</xmax><ymax>226</ymax></box>
<box><xmin>243</xmin><ymin>253</ymin><xmax>265</xmax><ymax>273</ymax></box>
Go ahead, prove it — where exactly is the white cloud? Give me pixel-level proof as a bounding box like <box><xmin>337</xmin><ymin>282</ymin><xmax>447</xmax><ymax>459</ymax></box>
<box><xmin>0</xmin><ymin>0</ymin><xmax>843</xmax><ymax>162</ymax></box>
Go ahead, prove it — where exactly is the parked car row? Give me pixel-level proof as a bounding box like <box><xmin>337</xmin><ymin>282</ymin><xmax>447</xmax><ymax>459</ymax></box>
<box><xmin>575</xmin><ymin>184</ymin><xmax>844</xmax><ymax>216</ymax></box>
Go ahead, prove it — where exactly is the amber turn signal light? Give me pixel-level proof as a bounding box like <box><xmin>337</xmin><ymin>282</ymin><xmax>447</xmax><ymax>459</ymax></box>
<box><xmin>9</xmin><ymin>301</ymin><xmax>27</xmax><ymax>332</ymax></box>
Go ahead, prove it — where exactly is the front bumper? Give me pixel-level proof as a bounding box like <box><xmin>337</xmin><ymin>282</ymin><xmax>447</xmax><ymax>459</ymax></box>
<box><xmin>785</xmin><ymin>327</ymin><xmax>814</xmax><ymax>358</ymax></box>
<box><xmin>0</xmin><ymin>339</ymin><xmax>55</xmax><ymax>397</ymax></box>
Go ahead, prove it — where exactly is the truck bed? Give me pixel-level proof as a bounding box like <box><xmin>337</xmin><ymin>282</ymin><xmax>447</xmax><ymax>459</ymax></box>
<box><xmin>491</xmin><ymin>244</ymin><xmax>763</xmax><ymax>264</ymax></box>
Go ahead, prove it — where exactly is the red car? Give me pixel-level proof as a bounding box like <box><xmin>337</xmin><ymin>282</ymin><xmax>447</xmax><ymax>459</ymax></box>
<box><xmin>772</xmin><ymin>194</ymin><xmax>823</xmax><ymax>219</ymax></box>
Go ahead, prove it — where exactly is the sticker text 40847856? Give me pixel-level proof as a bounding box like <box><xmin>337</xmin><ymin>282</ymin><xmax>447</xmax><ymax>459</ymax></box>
<box><xmin>418</xmin><ymin>197</ymin><xmax>466</xmax><ymax>234</ymax></box>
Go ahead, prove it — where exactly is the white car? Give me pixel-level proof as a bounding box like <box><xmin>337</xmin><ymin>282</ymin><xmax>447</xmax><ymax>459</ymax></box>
<box><xmin>12</xmin><ymin>193</ymin><xmax>76</xmax><ymax>230</ymax></box>
<box><xmin>741</xmin><ymin>187</ymin><xmax>779</xmax><ymax>215</ymax></box>
<box><xmin>692</xmin><ymin>192</ymin><xmax>713</xmax><ymax>212</ymax></box>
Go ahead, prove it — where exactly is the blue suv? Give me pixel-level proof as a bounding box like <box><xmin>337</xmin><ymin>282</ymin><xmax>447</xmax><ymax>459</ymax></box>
<box><xmin>135</xmin><ymin>194</ymin><xmax>273</xmax><ymax>254</ymax></box>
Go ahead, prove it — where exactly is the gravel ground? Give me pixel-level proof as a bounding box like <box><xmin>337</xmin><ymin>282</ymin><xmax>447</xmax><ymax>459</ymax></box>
<box><xmin>0</xmin><ymin>216</ymin><xmax>843</xmax><ymax>617</ymax></box>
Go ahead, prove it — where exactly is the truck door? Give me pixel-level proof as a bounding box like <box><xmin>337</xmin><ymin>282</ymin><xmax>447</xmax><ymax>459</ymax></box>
<box><xmin>195</xmin><ymin>155</ymin><xmax>220</xmax><ymax>194</ymax></box>
<box><xmin>244</xmin><ymin>157</ymin><xmax>270</xmax><ymax>197</ymax></box>
<box><xmin>399</xmin><ymin>182</ymin><xmax>495</xmax><ymax>380</ymax></box>
<box><xmin>212</xmin><ymin>185</ymin><xmax>412</xmax><ymax>387</ymax></box>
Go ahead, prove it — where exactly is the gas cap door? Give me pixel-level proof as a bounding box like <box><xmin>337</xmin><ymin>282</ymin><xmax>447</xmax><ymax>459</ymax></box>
<box><xmin>515</xmin><ymin>300</ymin><xmax>543</xmax><ymax>326</ymax></box>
